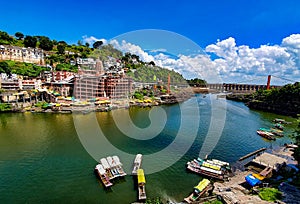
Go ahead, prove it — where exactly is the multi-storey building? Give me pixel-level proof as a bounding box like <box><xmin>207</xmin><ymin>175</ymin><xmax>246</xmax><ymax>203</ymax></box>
<box><xmin>73</xmin><ymin>59</ymin><xmax>133</xmax><ymax>101</ymax></box>
<box><xmin>0</xmin><ymin>45</ymin><xmax>44</xmax><ymax>65</ymax></box>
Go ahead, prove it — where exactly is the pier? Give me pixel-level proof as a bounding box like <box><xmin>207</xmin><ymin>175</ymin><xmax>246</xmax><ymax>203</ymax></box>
<box><xmin>238</xmin><ymin>148</ymin><xmax>267</xmax><ymax>161</ymax></box>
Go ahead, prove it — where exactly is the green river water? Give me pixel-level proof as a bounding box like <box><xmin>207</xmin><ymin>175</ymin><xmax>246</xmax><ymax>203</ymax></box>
<box><xmin>0</xmin><ymin>94</ymin><xmax>297</xmax><ymax>203</ymax></box>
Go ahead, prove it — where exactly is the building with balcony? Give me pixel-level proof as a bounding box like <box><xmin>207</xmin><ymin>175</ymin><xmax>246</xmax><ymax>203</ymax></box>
<box><xmin>0</xmin><ymin>45</ymin><xmax>45</xmax><ymax>65</ymax></box>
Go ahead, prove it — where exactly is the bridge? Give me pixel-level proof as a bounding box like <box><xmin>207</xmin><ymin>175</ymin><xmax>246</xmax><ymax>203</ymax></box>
<box><xmin>194</xmin><ymin>75</ymin><xmax>296</xmax><ymax>93</ymax></box>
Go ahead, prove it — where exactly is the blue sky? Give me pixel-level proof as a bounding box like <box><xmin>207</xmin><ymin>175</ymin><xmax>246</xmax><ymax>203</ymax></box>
<box><xmin>1</xmin><ymin>0</ymin><xmax>300</xmax><ymax>83</ymax></box>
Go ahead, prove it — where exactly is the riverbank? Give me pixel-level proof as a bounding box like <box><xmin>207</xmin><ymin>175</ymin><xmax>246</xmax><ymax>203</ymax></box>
<box><xmin>0</xmin><ymin>88</ymin><xmax>193</xmax><ymax>114</ymax></box>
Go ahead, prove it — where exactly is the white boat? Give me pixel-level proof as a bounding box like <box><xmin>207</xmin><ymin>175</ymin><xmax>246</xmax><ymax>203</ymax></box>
<box><xmin>95</xmin><ymin>164</ymin><xmax>113</xmax><ymax>187</ymax></box>
<box><xmin>132</xmin><ymin>154</ymin><xmax>142</xmax><ymax>175</ymax></box>
<box><xmin>107</xmin><ymin>156</ymin><xmax>120</xmax><ymax>177</ymax></box>
<box><xmin>112</xmin><ymin>155</ymin><xmax>127</xmax><ymax>176</ymax></box>
<box><xmin>100</xmin><ymin>158</ymin><xmax>114</xmax><ymax>179</ymax></box>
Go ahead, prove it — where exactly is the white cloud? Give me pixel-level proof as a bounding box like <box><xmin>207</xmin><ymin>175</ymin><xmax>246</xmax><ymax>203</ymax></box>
<box><xmin>89</xmin><ymin>35</ymin><xmax>300</xmax><ymax>85</ymax></box>
<box><xmin>82</xmin><ymin>35</ymin><xmax>107</xmax><ymax>45</ymax></box>
<box><xmin>110</xmin><ymin>39</ymin><xmax>155</xmax><ymax>62</ymax></box>
<box><xmin>205</xmin><ymin>35</ymin><xmax>299</xmax><ymax>84</ymax></box>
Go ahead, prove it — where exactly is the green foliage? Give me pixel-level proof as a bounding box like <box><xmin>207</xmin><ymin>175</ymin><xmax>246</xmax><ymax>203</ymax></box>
<box><xmin>89</xmin><ymin>44</ymin><xmax>122</xmax><ymax>61</ymax></box>
<box><xmin>0</xmin><ymin>103</ymin><xmax>12</xmax><ymax>112</ymax></box>
<box><xmin>24</xmin><ymin>35</ymin><xmax>37</xmax><ymax>48</ymax></box>
<box><xmin>35</xmin><ymin>101</ymin><xmax>47</xmax><ymax>107</ymax></box>
<box><xmin>93</xmin><ymin>41</ymin><xmax>103</xmax><ymax>49</ymax></box>
<box><xmin>126</xmin><ymin>65</ymin><xmax>186</xmax><ymax>84</ymax></box>
<box><xmin>0</xmin><ymin>61</ymin><xmax>11</xmax><ymax>74</ymax></box>
<box><xmin>133</xmin><ymin>91</ymin><xmax>144</xmax><ymax>99</ymax></box>
<box><xmin>187</xmin><ymin>78</ymin><xmax>207</xmax><ymax>86</ymax></box>
<box><xmin>258</xmin><ymin>188</ymin><xmax>282</xmax><ymax>202</ymax></box>
<box><xmin>253</xmin><ymin>83</ymin><xmax>300</xmax><ymax>103</ymax></box>
<box><xmin>55</xmin><ymin>63</ymin><xmax>78</xmax><ymax>72</ymax></box>
<box><xmin>38</xmin><ymin>36</ymin><xmax>53</xmax><ymax>51</ymax></box>
<box><xmin>15</xmin><ymin>32</ymin><xmax>24</xmax><ymax>40</ymax></box>
<box><xmin>0</xmin><ymin>31</ymin><xmax>14</xmax><ymax>45</ymax></box>
<box><xmin>0</xmin><ymin>60</ymin><xmax>50</xmax><ymax>77</ymax></box>
<box><xmin>57</xmin><ymin>44</ymin><xmax>66</xmax><ymax>55</ymax></box>
<box><xmin>204</xmin><ymin>200</ymin><xmax>223</xmax><ymax>204</ymax></box>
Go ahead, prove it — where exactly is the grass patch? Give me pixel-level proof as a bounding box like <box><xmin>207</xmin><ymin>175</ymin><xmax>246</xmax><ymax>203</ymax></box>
<box><xmin>258</xmin><ymin>187</ymin><xmax>282</xmax><ymax>202</ymax></box>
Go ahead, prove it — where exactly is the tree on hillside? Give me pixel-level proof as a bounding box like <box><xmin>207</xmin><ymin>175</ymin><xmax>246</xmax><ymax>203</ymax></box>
<box><xmin>0</xmin><ymin>61</ymin><xmax>11</xmax><ymax>75</ymax></box>
<box><xmin>149</xmin><ymin>61</ymin><xmax>155</xmax><ymax>66</ymax></box>
<box><xmin>57</xmin><ymin>44</ymin><xmax>66</xmax><ymax>55</ymax></box>
<box><xmin>24</xmin><ymin>35</ymin><xmax>37</xmax><ymax>48</ymax></box>
<box><xmin>85</xmin><ymin>42</ymin><xmax>90</xmax><ymax>48</ymax></box>
<box><xmin>0</xmin><ymin>31</ymin><xmax>13</xmax><ymax>43</ymax></box>
<box><xmin>93</xmin><ymin>41</ymin><xmax>103</xmax><ymax>49</ymax></box>
<box><xmin>15</xmin><ymin>32</ymin><xmax>24</xmax><ymax>40</ymax></box>
<box><xmin>39</xmin><ymin>36</ymin><xmax>53</xmax><ymax>51</ymax></box>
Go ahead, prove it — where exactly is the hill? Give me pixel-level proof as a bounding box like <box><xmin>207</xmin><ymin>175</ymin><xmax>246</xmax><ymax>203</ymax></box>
<box><xmin>0</xmin><ymin>30</ymin><xmax>187</xmax><ymax>84</ymax></box>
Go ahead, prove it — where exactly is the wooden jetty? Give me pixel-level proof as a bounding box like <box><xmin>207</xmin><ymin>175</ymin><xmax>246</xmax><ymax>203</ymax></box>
<box><xmin>238</xmin><ymin>148</ymin><xmax>267</xmax><ymax>161</ymax></box>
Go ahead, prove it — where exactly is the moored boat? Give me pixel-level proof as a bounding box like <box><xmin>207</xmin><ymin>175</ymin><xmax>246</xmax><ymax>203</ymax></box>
<box><xmin>107</xmin><ymin>156</ymin><xmax>120</xmax><ymax>177</ymax></box>
<box><xmin>274</xmin><ymin>123</ymin><xmax>284</xmax><ymax>130</ymax></box>
<box><xmin>112</xmin><ymin>155</ymin><xmax>127</xmax><ymax>177</ymax></box>
<box><xmin>100</xmin><ymin>158</ymin><xmax>114</xmax><ymax>179</ymax></box>
<box><xmin>256</xmin><ymin>130</ymin><xmax>276</xmax><ymax>140</ymax></box>
<box><xmin>95</xmin><ymin>164</ymin><xmax>113</xmax><ymax>187</ymax></box>
<box><xmin>132</xmin><ymin>154</ymin><xmax>142</xmax><ymax>175</ymax></box>
<box><xmin>184</xmin><ymin>178</ymin><xmax>211</xmax><ymax>203</ymax></box>
<box><xmin>137</xmin><ymin>169</ymin><xmax>147</xmax><ymax>200</ymax></box>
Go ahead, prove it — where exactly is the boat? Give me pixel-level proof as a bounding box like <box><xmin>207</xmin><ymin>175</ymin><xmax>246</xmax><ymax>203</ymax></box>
<box><xmin>187</xmin><ymin>163</ymin><xmax>224</xmax><ymax>180</ymax></box>
<box><xmin>112</xmin><ymin>155</ymin><xmax>127</xmax><ymax>177</ymax></box>
<box><xmin>274</xmin><ymin>123</ymin><xmax>284</xmax><ymax>130</ymax></box>
<box><xmin>137</xmin><ymin>169</ymin><xmax>147</xmax><ymax>200</ymax></box>
<box><xmin>270</xmin><ymin>128</ymin><xmax>284</xmax><ymax>137</ymax></box>
<box><xmin>132</xmin><ymin>154</ymin><xmax>142</xmax><ymax>175</ymax></box>
<box><xmin>107</xmin><ymin>156</ymin><xmax>120</xmax><ymax>177</ymax></box>
<box><xmin>260</xmin><ymin>127</ymin><xmax>284</xmax><ymax>137</ymax></box>
<box><xmin>100</xmin><ymin>158</ymin><xmax>114</xmax><ymax>179</ymax></box>
<box><xmin>256</xmin><ymin>130</ymin><xmax>276</xmax><ymax>140</ymax></box>
<box><xmin>187</xmin><ymin>157</ymin><xmax>230</xmax><ymax>180</ymax></box>
<box><xmin>211</xmin><ymin>159</ymin><xmax>230</xmax><ymax>168</ymax></box>
<box><xmin>95</xmin><ymin>164</ymin><xmax>113</xmax><ymax>187</ymax></box>
<box><xmin>184</xmin><ymin>179</ymin><xmax>211</xmax><ymax>203</ymax></box>
<box><xmin>273</xmin><ymin>118</ymin><xmax>292</xmax><ymax>124</ymax></box>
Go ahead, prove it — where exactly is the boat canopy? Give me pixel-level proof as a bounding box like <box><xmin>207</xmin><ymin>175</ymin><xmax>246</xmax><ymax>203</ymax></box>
<box><xmin>107</xmin><ymin>156</ymin><xmax>116</xmax><ymax>167</ymax></box>
<box><xmin>134</xmin><ymin>154</ymin><xmax>142</xmax><ymax>163</ymax></box>
<box><xmin>200</xmin><ymin>166</ymin><xmax>222</xmax><ymax>175</ymax></box>
<box><xmin>95</xmin><ymin>164</ymin><xmax>106</xmax><ymax>175</ymax></box>
<box><xmin>137</xmin><ymin>169</ymin><xmax>146</xmax><ymax>184</ymax></box>
<box><xmin>112</xmin><ymin>156</ymin><xmax>122</xmax><ymax>166</ymax></box>
<box><xmin>211</xmin><ymin>159</ymin><xmax>230</xmax><ymax>167</ymax></box>
<box><xmin>194</xmin><ymin>179</ymin><xmax>210</xmax><ymax>193</ymax></box>
<box><xmin>100</xmin><ymin>158</ymin><xmax>110</xmax><ymax>169</ymax></box>
<box><xmin>253</xmin><ymin>173</ymin><xmax>265</xmax><ymax>181</ymax></box>
<box><xmin>245</xmin><ymin>174</ymin><xmax>261</xmax><ymax>187</ymax></box>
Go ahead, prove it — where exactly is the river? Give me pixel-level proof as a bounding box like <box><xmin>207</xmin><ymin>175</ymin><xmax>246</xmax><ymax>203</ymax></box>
<box><xmin>0</xmin><ymin>94</ymin><xmax>297</xmax><ymax>203</ymax></box>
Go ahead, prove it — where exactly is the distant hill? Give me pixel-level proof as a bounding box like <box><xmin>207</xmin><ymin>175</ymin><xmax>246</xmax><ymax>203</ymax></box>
<box><xmin>0</xmin><ymin>30</ymin><xmax>189</xmax><ymax>84</ymax></box>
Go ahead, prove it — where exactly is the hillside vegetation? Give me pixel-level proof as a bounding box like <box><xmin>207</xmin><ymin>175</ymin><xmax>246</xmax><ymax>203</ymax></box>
<box><xmin>247</xmin><ymin>82</ymin><xmax>300</xmax><ymax>116</ymax></box>
<box><xmin>0</xmin><ymin>30</ymin><xmax>187</xmax><ymax>83</ymax></box>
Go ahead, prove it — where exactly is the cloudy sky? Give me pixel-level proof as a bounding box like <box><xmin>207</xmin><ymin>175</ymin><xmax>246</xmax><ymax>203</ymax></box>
<box><xmin>1</xmin><ymin>0</ymin><xmax>300</xmax><ymax>84</ymax></box>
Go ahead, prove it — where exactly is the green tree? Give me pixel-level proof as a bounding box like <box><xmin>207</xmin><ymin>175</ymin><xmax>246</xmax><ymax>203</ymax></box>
<box><xmin>24</xmin><ymin>35</ymin><xmax>37</xmax><ymax>48</ymax></box>
<box><xmin>85</xmin><ymin>42</ymin><xmax>90</xmax><ymax>47</ymax></box>
<box><xmin>93</xmin><ymin>41</ymin><xmax>103</xmax><ymax>49</ymax></box>
<box><xmin>57</xmin><ymin>44</ymin><xmax>66</xmax><ymax>55</ymax></box>
<box><xmin>0</xmin><ymin>31</ymin><xmax>11</xmax><ymax>41</ymax></box>
<box><xmin>0</xmin><ymin>61</ymin><xmax>11</xmax><ymax>74</ymax></box>
<box><xmin>15</xmin><ymin>32</ymin><xmax>24</xmax><ymax>40</ymax></box>
<box><xmin>39</xmin><ymin>36</ymin><xmax>53</xmax><ymax>51</ymax></box>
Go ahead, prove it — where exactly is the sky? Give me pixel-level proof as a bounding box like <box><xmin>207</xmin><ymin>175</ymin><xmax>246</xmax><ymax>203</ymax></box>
<box><xmin>1</xmin><ymin>0</ymin><xmax>300</xmax><ymax>84</ymax></box>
